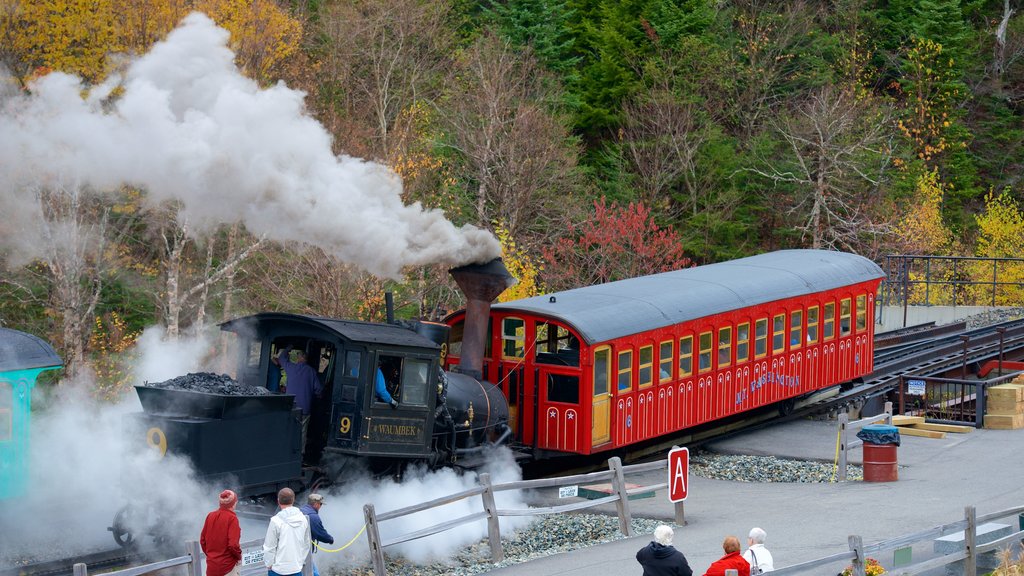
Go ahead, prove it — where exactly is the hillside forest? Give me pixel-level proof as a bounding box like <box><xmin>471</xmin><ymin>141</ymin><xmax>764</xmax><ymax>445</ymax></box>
<box><xmin>0</xmin><ymin>0</ymin><xmax>1022</xmax><ymax>395</ymax></box>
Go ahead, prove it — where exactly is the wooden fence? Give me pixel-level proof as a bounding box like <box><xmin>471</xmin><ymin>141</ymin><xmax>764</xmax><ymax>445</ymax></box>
<box><xmin>71</xmin><ymin>538</ymin><xmax>314</xmax><ymax>576</ymax></box>
<box><xmin>363</xmin><ymin>455</ymin><xmax>668</xmax><ymax>575</ymax></box>
<box><xmin>69</xmin><ymin>448</ymin><xmax>1024</xmax><ymax>576</ymax></box>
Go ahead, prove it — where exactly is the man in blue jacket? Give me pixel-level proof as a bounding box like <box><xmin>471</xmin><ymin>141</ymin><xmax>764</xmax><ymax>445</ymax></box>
<box><xmin>299</xmin><ymin>494</ymin><xmax>333</xmax><ymax>576</ymax></box>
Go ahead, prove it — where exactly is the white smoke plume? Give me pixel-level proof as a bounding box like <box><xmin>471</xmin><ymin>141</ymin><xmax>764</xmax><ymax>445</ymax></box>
<box><xmin>315</xmin><ymin>448</ymin><xmax>533</xmax><ymax>568</ymax></box>
<box><xmin>0</xmin><ymin>12</ymin><xmax>500</xmax><ymax>279</ymax></box>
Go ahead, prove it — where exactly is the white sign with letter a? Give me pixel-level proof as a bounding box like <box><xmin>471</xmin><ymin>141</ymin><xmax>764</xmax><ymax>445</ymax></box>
<box><xmin>668</xmin><ymin>446</ymin><xmax>689</xmax><ymax>502</ymax></box>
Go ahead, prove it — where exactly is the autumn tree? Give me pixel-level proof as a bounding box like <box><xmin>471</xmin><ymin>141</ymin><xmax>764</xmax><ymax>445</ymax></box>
<box><xmin>896</xmin><ymin>169</ymin><xmax>954</xmax><ymax>255</ymax></box>
<box><xmin>541</xmin><ymin>198</ymin><xmax>690</xmax><ymax>291</ymax></box>
<box><xmin>0</xmin><ymin>0</ymin><xmax>119</xmax><ymax>85</ymax></box>
<box><xmin>495</xmin><ymin>222</ymin><xmax>542</xmax><ymax>302</ymax></box>
<box><xmin>972</xmin><ymin>188</ymin><xmax>1024</xmax><ymax>305</ymax></box>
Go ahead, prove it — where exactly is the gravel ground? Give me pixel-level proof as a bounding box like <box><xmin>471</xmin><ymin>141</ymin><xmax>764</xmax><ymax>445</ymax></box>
<box><xmin>324</xmin><ymin>453</ymin><xmax>861</xmax><ymax>575</ymax></box>
<box><xmin>963</xmin><ymin>307</ymin><xmax>1024</xmax><ymax>329</ymax></box>
<box><xmin>146</xmin><ymin>372</ymin><xmax>273</xmax><ymax>395</ymax></box>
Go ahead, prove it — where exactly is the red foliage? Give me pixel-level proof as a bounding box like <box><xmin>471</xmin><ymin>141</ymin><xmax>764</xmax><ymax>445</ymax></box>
<box><xmin>541</xmin><ymin>198</ymin><xmax>691</xmax><ymax>290</ymax></box>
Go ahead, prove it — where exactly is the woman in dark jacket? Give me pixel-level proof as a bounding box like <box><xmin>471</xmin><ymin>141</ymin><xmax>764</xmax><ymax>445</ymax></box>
<box><xmin>636</xmin><ymin>525</ymin><xmax>693</xmax><ymax>576</ymax></box>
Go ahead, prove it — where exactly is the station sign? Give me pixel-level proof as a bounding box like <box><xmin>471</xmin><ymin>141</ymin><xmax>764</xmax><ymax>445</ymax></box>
<box><xmin>668</xmin><ymin>446</ymin><xmax>689</xmax><ymax>502</ymax></box>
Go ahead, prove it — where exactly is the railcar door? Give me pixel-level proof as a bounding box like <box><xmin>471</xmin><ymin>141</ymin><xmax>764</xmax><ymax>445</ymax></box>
<box><xmin>591</xmin><ymin>346</ymin><xmax>611</xmax><ymax>446</ymax></box>
<box><xmin>537</xmin><ymin>365</ymin><xmax>581</xmax><ymax>453</ymax></box>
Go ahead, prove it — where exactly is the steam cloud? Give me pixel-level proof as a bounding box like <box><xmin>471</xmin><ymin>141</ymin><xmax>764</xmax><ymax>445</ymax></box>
<box><xmin>0</xmin><ymin>12</ymin><xmax>500</xmax><ymax>278</ymax></box>
<box><xmin>315</xmin><ymin>448</ymin><xmax>532</xmax><ymax>567</ymax></box>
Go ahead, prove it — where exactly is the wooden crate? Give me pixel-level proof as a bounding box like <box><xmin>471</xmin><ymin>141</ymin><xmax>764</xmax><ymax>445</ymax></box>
<box><xmin>987</xmin><ymin>398</ymin><xmax>1024</xmax><ymax>415</ymax></box>
<box><xmin>988</xmin><ymin>384</ymin><xmax>1024</xmax><ymax>402</ymax></box>
<box><xmin>984</xmin><ymin>413</ymin><xmax>1024</xmax><ymax>429</ymax></box>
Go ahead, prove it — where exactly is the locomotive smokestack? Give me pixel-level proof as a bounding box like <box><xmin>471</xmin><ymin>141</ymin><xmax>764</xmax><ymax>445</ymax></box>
<box><xmin>449</xmin><ymin>258</ymin><xmax>516</xmax><ymax>379</ymax></box>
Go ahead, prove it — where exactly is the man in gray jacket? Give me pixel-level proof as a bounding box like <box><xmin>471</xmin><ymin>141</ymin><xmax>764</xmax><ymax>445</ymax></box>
<box><xmin>263</xmin><ymin>488</ymin><xmax>311</xmax><ymax>576</ymax></box>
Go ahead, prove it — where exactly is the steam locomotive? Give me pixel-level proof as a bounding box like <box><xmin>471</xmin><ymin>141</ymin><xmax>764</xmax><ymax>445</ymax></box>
<box><xmin>110</xmin><ymin>260</ymin><xmax>515</xmax><ymax>547</ymax></box>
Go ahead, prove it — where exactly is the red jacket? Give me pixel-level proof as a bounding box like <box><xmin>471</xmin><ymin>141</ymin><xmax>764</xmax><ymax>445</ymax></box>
<box><xmin>201</xmin><ymin>509</ymin><xmax>241</xmax><ymax>576</ymax></box>
<box><xmin>703</xmin><ymin>551</ymin><xmax>750</xmax><ymax>576</ymax></box>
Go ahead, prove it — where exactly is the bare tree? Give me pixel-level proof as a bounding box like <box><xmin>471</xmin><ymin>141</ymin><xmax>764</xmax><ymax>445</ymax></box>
<box><xmin>746</xmin><ymin>86</ymin><xmax>896</xmax><ymax>251</ymax></box>
<box><xmin>155</xmin><ymin>210</ymin><xmax>266</xmax><ymax>339</ymax></box>
<box><xmin>20</xmin><ymin>183</ymin><xmax>129</xmax><ymax>379</ymax></box>
<box><xmin>442</xmin><ymin>31</ymin><xmax>579</xmax><ymax>238</ymax></box>
<box><xmin>320</xmin><ymin>0</ymin><xmax>454</xmax><ymax>160</ymax></box>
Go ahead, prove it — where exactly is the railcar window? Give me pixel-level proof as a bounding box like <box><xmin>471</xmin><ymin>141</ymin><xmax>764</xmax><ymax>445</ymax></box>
<box><xmin>535</xmin><ymin>322</ymin><xmax>579</xmax><ymax>366</ymax></box>
<box><xmin>824</xmin><ymin>303</ymin><xmax>836</xmax><ymax>339</ymax></box>
<box><xmin>856</xmin><ymin>294</ymin><xmax>868</xmax><ymax>331</ymax></box>
<box><xmin>772</xmin><ymin>314</ymin><xmax>786</xmax><ymax>354</ymax></box>
<box><xmin>638</xmin><ymin>345</ymin><xmax>653</xmax><ymax>387</ymax></box>
<box><xmin>698</xmin><ymin>332</ymin><xmax>712</xmax><ymax>373</ymax></box>
<box><xmin>754</xmin><ymin>319</ymin><xmax>768</xmax><ymax>358</ymax></box>
<box><xmin>790</xmin><ymin>310</ymin><xmax>803</xmax><ymax>349</ymax></box>
<box><xmin>678</xmin><ymin>336</ymin><xmax>693</xmax><ymax>377</ymax></box>
<box><xmin>447</xmin><ymin>319</ymin><xmax>492</xmax><ymax>358</ymax></box>
<box><xmin>247</xmin><ymin>340</ymin><xmax>261</xmax><ymax>368</ymax></box>
<box><xmin>840</xmin><ymin>299</ymin><xmax>852</xmax><ymax>336</ymax></box>
<box><xmin>400</xmin><ymin>359</ymin><xmax>430</xmax><ymax>406</ymax></box>
<box><xmin>547</xmin><ymin>374</ymin><xmax>580</xmax><ymax>404</ymax></box>
<box><xmin>718</xmin><ymin>327</ymin><xmax>732</xmax><ymax>368</ymax></box>
<box><xmin>345</xmin><ymin>350</ymin><xmax>362</xmax><ymax>378</ymax></box>
<box><xmin>617</xmin><ymin>350</ymin><xmax>633</xmax><ymax>392</ymax></box>
<box><xmin>594</xmin><ymin>348</ymin><xmax>611</xmax><ymax>396</ymax></box>
<box><xmin>736</xmin><ymin>323</ymin><xmax>750</xmax><ymax>363</ymax></box>
<box><xmin>502</xmin><ymin>318</ymin><xmax>526</xmax><ymax>358</ymax></box>
<box><xmin>659</xmin><ymin>340</ymin><xmax>673</xmax><ymax>383</ymax></box>
<box><xmin>807</xmin><ymin>306</ymin><xmax>820</xmax><ymax>344</ymax></box>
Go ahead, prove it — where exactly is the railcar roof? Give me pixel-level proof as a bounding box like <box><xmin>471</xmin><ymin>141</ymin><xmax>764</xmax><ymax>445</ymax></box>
<box><xmin>0</xmin><ymin>328</ymin><xmax>62</xmax><ymax>372</ymax></box>
<box><xmin>491</xmin><ymin>249</ymin><xmax>884</xmax><ymax>345</ymax></box>
<box><xmin>221</xmin><ymin>313</ymin><xmax>440</xmax><ymax>350</ymax></box>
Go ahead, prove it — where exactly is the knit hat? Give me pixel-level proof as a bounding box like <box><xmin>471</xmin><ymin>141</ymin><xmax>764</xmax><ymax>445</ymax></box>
<box><xmin>219</xmin><ymin>489</ymin><xmax>238</xmax><ymax>510</ymax></box>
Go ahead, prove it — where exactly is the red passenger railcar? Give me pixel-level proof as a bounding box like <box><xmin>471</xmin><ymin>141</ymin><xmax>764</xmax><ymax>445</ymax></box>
<box><xmin>444</xmin><ymin>249</ymin><xmax>885</xmax><ymax>458</ymax></box>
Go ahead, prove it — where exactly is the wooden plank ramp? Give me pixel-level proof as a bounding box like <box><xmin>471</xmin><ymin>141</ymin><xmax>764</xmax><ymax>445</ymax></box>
<box><xmin>898</xmin><ymin>427</ymin><xmax>946</xmax><ymax>439</ymax></box>
<box><xmin>912</xmin><ymin>422</ymin><xmax>973</xmax><ymax>434</ymax></box>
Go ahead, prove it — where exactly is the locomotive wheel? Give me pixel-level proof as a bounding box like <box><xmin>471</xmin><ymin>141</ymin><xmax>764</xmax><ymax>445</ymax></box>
<box><xmin>109</xmin><ymin>505</ymin><xmax>136</xmax><ymax>548</ymax></box>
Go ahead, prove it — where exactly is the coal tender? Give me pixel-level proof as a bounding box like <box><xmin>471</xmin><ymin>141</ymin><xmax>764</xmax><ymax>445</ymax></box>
<box><xmin>112</xmin><ymin>259</ymin><xmax>514</xmax><ymax>547</ymax></box>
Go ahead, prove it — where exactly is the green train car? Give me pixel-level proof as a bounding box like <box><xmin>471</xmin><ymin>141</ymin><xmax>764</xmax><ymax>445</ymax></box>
<box><xmin>0</xmin><ymin>328</ymin><xmax>62</xmax><ymax>499</ymax></box>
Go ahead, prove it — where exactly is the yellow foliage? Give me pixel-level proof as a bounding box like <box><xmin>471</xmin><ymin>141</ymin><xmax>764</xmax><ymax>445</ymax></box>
<box><xmin>193</xmin><ymin>0</ymin><xmax>302</xmax><ymax>82</ymax></box>
<box><xmin>88</xmin><ymin>312</ymin><xmax>140</xmax><ymax>401</ymax></box>
<box><xmin>494</xmin><ymin>222</ymin><xmax>542</xmax><ymax>302</ymax></box>
<box><xmin>971</xmin><ymin>188</ymin><xmax>1024</xmax><ymax>306</ymax></box>
<box><xmin>898</xmin><ymin>169</ymin><xmax>952</xmax><ymax>254</ymax></box>
<box><xmin>3</xmin><ymin>0</ymin><xmax>120</xmax><ymax>83</ymax></box>
<box><xmin>0</xmin><ymin>0</ymin><xmax>301</xmax><ymax>86</ymax></box>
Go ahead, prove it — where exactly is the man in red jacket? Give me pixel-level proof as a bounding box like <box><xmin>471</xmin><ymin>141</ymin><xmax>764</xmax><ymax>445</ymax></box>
<box><xmin>201</xmin><ymin>490</ymin><xmax>242</xmax><ymax>576</ymax></box>
<box><xmin>703</xmin><ymin>536</ymin><xmax>750</xmax><ymax>576</ymax></box>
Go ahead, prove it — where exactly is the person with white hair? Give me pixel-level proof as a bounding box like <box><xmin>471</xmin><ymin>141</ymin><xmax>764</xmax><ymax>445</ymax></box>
<box><xmin>742</xmin><ymin>527</ymin><xmax>775</xmax><ymax>573</ymax></box>
<box><xmin>636</xmin><ymin>524</ymin><xmax>693</xmax><ymax>576</ymax></box>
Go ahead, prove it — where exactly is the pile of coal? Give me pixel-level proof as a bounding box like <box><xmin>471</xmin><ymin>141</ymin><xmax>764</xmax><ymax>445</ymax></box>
<box><xmin>147</xmin><ymin>372</ymin><xmax>273</xmax><ymax>396</ymax></box>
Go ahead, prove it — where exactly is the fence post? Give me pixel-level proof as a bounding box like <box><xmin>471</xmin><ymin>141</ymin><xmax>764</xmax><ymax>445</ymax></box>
<box><xmin>884</xmin><ymin>401</ymin><xmax>893</xmax><ymax>424</ymax></box>
<box><xmin>186</xmin><ymin>540</ymin><xmax>203</xmax><ymax>576</ymax></box>
<box><xmin>609</xmin><ymin>456</ymin><xmax>633</xmax><ymax>536</ymax></box>
<box><xmin>965</xmin><ymin>506</ymin><xmax>977</xmax><ymax>576</ymax></box>
<box><xmin>73</xmin><ymin>563</ymin><xmax>88</xmax><ymax>576</ymax></box>
<box><xmin>838</xmin><ymin>412</ymin><xmax>849</xmax><ymax>482</ymax></box>
<box><xmin>478</xmin><ymin>472</ymin><xmax>504</xmax><ymax>563</ymax></box>
<box><xmin>363</xmin><ymin>503</ymin><xmax>387</xmax><ymax>576</ymax></box>
<box><xmin>848</xmin><ymin>535</ymin><xmax>866</xmax><ymax>576</ymax></box>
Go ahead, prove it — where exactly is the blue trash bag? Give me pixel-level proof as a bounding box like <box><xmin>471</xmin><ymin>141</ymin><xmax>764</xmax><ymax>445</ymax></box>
<box><xmin>857</xmin><ymin>423</ymin><xmax>901</xmax><ymax>446</ymax></box>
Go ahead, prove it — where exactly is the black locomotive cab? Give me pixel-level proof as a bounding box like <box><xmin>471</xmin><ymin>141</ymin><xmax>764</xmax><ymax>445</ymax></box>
<box><xmin>220</xmin><ymin>313</ymin><xmax>444</xmax><ymax>467</ymax></box>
